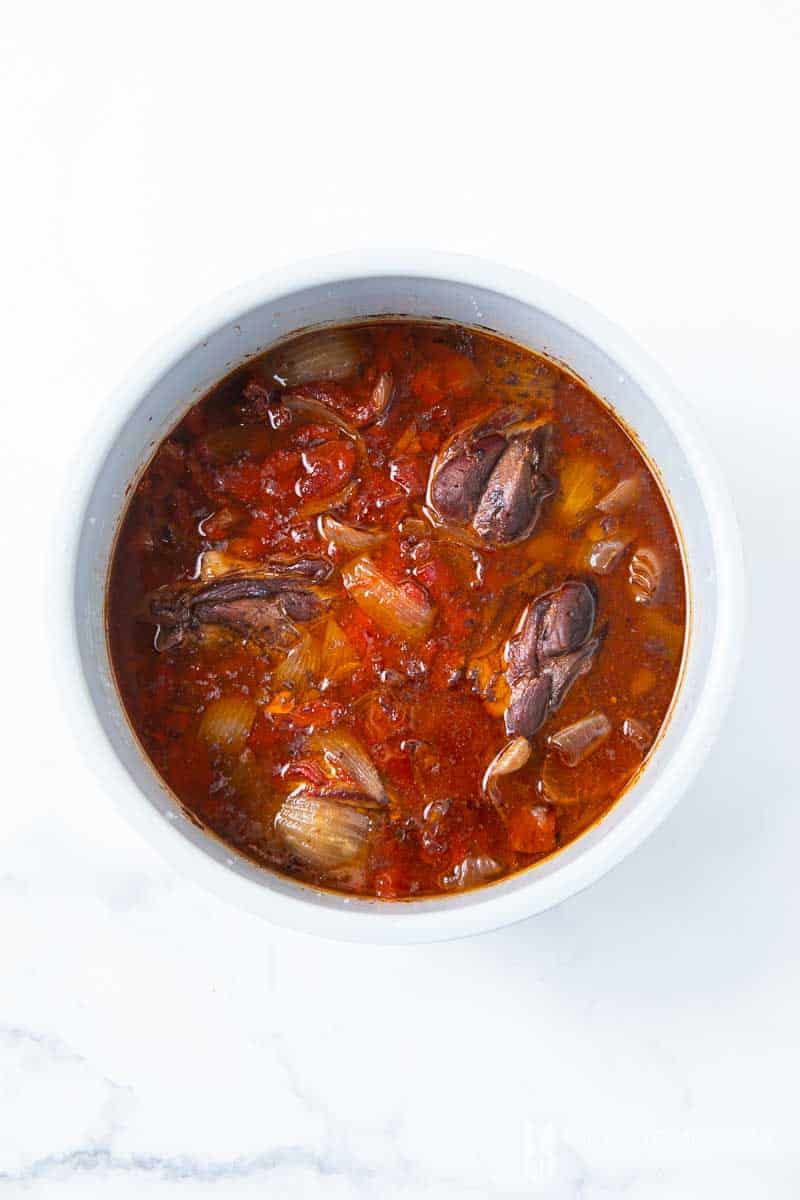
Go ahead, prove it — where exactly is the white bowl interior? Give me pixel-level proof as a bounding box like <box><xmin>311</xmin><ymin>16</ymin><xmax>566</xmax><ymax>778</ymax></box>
<box><xmin>73</xmin><ymin>266</ymin><xmax>734</xmax><ymax>941</ymax></box>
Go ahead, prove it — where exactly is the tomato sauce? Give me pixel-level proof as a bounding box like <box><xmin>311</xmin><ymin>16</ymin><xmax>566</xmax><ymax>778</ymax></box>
<box><xmin>107</xmin><ymin>321</ymin><xmax>686</xmax><ymax>898</ymax></box>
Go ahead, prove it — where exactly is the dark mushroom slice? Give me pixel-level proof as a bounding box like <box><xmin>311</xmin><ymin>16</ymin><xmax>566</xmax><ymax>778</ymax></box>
<box><xmin>146</xmin><ymin>557</ymin><xmax>333</xmax><ymax>651</ymax></box>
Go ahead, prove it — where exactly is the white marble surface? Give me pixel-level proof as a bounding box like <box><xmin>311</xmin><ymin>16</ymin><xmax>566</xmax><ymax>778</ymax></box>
<box><xmin>3</xmin><ymin>1</ymin><xmax>800</xmax><ymax>1195</ymax></box>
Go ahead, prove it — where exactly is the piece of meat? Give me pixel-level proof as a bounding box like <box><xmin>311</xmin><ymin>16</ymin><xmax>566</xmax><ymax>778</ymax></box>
<box><xmin>146</xmin><ymin>557</ymin><xmax>333</xmax><ymax>651</ymax></box>
<box><xmin>429</xmin><ymin>433</ymin><xmax>506</xmax><ymax>522</ymax></box>
<box><xmin>427</xmin><ymin>406</ymin><xmax>555</xmax><ymax>545</ymax></box>
<box><xmin>472</xmin><ymin>428</ymin><xmax>554</xmax><ymax>547</ymax></box>
<box><xmin>503</xmin><ymin>580</ymin><xmax>604</xmax><ymax>739</ymax></box>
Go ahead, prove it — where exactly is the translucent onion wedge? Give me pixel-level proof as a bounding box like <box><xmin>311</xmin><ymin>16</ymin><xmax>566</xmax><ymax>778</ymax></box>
<box><xmin>548</xmin><ymin>712</ymin><xmax>611</xmax><ymax>766</ymax></box>
<box><xmin>307</xmin><ymin>729</ymin><xmax>386</xmax><ymax>805</ymax></box>
<box><xmin>442</xmin><ymin>854</ymin><xmax>501</xmax><ymax>890</ymax></box>
<box><xmin>588</xmin><ymin>539</ymin><xmax>628</xmax><ymax>576</ymax></box>
<box><xmin>283</xmin><ymin>394</ymin><xmax>361</xmax><ymax>442</ymax></box>
<box><xmin>198</xmin><ymin>696</ymin><xmax>256</xmax><ymax>752</ymax></box>
<box><xmin>275</xmin><ymin>792</ymin><xmax>372</xmax><ymax>870</ymax></box>
<box><xmin>197</xmin><ymin>550</ymin><xmax>261</xmax><ymax>580</ymax></box>
<box><xmin>320</xmin><ymin>618</ymin><xmax>360</xmax><ymax>685</ymax></box>
<box><xmin>272</xmin><ymin>633</ymin><xmax>323</xmax><ymax>691</ymax></box>
<box><xmin>318</xmin><ymin>514</ymin><xmax>388</xmax><ymax>557</ymax></box>
<box><xmin>270</xmin><ymin>328</ymin><xmax>365</xmax><ymax>386</ymax></box>
<box><xmin>482</xmin><ymin>736</ymin><xmax>531</xmax><ymax>801</ymax></box>
<box><xmin>597</xmin><ymin>476</ymin><xmax>640</xmax><ymax>515</ymax></box>
<box><xmin>342</xmin><ymin>555</ymin><xmax>435</xmax><ymax>642</ymax></box>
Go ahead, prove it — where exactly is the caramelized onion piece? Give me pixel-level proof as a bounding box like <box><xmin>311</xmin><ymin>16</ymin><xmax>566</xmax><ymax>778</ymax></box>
<box><xmin>342</xmin><ymin>555</ymin><xmax>435</xmax><ymax>642</ymax></box>
<box><xmin>307</xmin><ymin>730</ymin><xmax>387</xmax><ymax>806</ymax></box>
<box><xmin>548</xmin><ymin>712</ymin><xmax>611</xmax><ymax>766</ymax></box>
<box><xmin>481</xmin><ymin>736</ymin><xmax>531</xmax><ymax>801</ymax></box>
<box><xmin>275</xmin><ymin>792</ymin><xmax>372</xmax><ymax>870</ymax></box>
<box><xmin>198</xmin><ymin>696</ymin><xmax>256</xmax><ymax>752</ymax></box>
<box><xmin>270</xmin><ymin>328</ymin><xmax>365</xmax><ymax>386</ymax></box>
<box><xmin>272</xmin><ymin>633</ymin><xmax>322</xmax><ymax>692</ymax></box>
<box><xmin>318</xmin><ymin>514</ymin><xmax>387</xmax><ymax>557</ymax></box>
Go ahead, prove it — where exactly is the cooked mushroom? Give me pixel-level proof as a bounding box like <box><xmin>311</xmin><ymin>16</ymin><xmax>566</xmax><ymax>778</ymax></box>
<box><xmin>503</xmin><ymin>580</ymin><xmax>604</xmax><ymax>738</ymax></box>
<box><xmin>146</xmin><ymin>556</ymin><xmax>333</xmax><ymax>651</ymax></box>
<box><xmin>427</xmin><ymin>406</ymin><xmax>555</xmax><ymax>546</ymax></box>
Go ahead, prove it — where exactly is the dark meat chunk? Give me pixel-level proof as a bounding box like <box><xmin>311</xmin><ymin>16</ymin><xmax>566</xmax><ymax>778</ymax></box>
<box><xmin>146</xmin><ymin>557</ymin><xmax>333</xmax><ymax>651</ymax></box>
<box><xmin>504</xmin><ymin>581</ymin><xmax>604</xmax><ymax>738</ymax></box>
<box><xmin>505</xmin><ymin>675</ymin><xmax>552</xmax><ymax>741</ymax></box>
<box><xmin>472</xmin><ymin>429</ymin><xmax>555</xmax><ymax>547</ymax></box>
<box><xmin>427</xmin><ymin>406</ymin><xmax>555</xmax><ymax>546</ymax></box>
<box><xmin>429</xmin><ymin>433</ymin><xmax>506</xmax><ymax>522</ymax></box>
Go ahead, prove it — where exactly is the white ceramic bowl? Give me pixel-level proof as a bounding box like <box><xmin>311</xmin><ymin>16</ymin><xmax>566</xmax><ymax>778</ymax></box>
<box><xmin>63</xmin><ymin>252</ymin><xmax>744</xmax><ymax>943</ymax></box>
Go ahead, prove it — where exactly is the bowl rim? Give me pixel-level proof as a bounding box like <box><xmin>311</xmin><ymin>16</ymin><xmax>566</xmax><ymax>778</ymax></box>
<box><xmin>57</xmin><ymin>250</ymin><xmax>745</xmax><ymax>942</ymax></box>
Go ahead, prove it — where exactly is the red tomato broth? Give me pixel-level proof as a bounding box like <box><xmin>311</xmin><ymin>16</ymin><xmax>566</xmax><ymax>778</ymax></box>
<box><xmin>107</xmin><ymin>320</ymin><xmax>686</xmax><ymax>898</ymax></box>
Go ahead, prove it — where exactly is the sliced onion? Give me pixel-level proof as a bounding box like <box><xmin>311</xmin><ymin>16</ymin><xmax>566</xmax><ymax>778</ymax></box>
<box><xmin>272</xmin><ymin>633</ymin><xmax>322</xmax><ymax>691</ymax></box>
<box><xmin>283</xmin><ymin>393</ymin><xmax>362</xmax><ymax>441</ymax></box>
<box><xmin>342</xmin><ymin>555</ymin><xmax>435</xmax><ymax>642</ymax></box>
<box><xmin>298</xmin><ymin>479</ymin><xmax>358</xmax><ymax>519</ymax></box>
<box><xmin>588</xmin><ymin>539</ymin><xmax>628</xmax><ymax>576</ymax></box>
<box><xmin>275</xmin><ymin>791</ymin><xmax>372</xmax><ymax>870</ymax></box>
<box><xmin>198</xmin><ymin>696</ymin><xmax>256</xmax><ymax>752</ymax></box>
<box><xmin>317</xmin><ymin>514</ymin><xmax>387</xmax><ymax>557</ymax></box>
<box><xmin>197</xmin><ymin>550</ymin><xmax>260</xmax><ymax>580</ymax></box>
<box><xmin>548</xmin><ymin>712</ymin><xmax>611</xmax><ymax>766</ymax></box>
<box><xmin>319</xmin><ymin>618</ymin><xmax>360</xmax><ymax>685</ymax></box>
<box><xmin>597</xmin><ymin>476</ymin><xmax>640</xmax><ymax>515</ymax></box>
<box><xmin>442</xmin><ymin>854</ymin><xmax>501</xmax><ymax>890</ymax></box>
<box><xmin>306</xmin><ymin>729</ymin><xmax>386</xmax><ymax>805</ymax></box>
<box><xmin>622</xmin><ymin>717</ymin><xmax>652</xmax><ymax>752</ymax></box>
<box><xmin>369</xmin><ymin>372</ymin><xmax>394</xmax><ymax>423</ymax></box>
<box><xmin>482</xmin><ymin>736</ymin><xmax>531</xmax><ymax>801</ymax></box>
<box><xmin>629</xmin><ymin>547</ymin><xmax>662</xmax><ymax>603</ymax></box>
<box><xmin>270</xmin><ymin>328</ymin><xmax>365</xmax><ymax>386</ymax></box>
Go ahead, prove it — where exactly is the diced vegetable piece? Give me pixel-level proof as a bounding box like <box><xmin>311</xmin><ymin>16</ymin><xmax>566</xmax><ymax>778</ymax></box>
<box><xmin>198</xmin><ymin>696</ymin><xmax>256</xmax><ymax>752</ymax></box>
<box><xmin>282</xmin><ymin>393</ymin><xmax>362</xmax><ymax>441</ymax></box>
<box><xmin>588</xmin><ymin>539</ymin><xmax>628</xmax><ymax>575</ymax></box>
<box><xmin>318</xmin><ymin>514</ymin><xmax>387</xmax><ymax>557</ymax></box>
<box><xmin>548</xmin><ymin>712</ymin><xmax>611</xmax><ymax>766</ymax></box>
<box><xmin>275</xmin><ymin>792</ymin><xmax>372</xmax><ymax>870</ymax></box>
<box><xmin>271</xmin><ymin>328</ymin><xmax>365</xmax><ymax>386</ymax></box>
<box><xmin>306</xmin><ymin>729</ymin><xmax>386</xmax><ymax>805</ymax></box>
<box><xmin>597</xmin><ymin>476</ymin><xmax>640</xmax><ymax>515</ymax></box>
<box><xmin>442</xmin><ymin>854</ymin><xmax>501</xmax><ymax>890</ymax></box>
<box><xmin>629</xmin><ymin>546</ymin><xmax>662</xmax><ymax>603</ymax></box>
<box><xmin>342</xmin><ymin>555</ymin><xmax>435</xmax><ymax>641</ymax></box>
<box><xmin>508</xmin><ymin>803</ymin><xmax>557</xmax><ymax>854</ymax></box>
<box><xmin>481</xmin><ymin>736</ymin><xmax>531</xmax><ymax>801</ymax></box>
